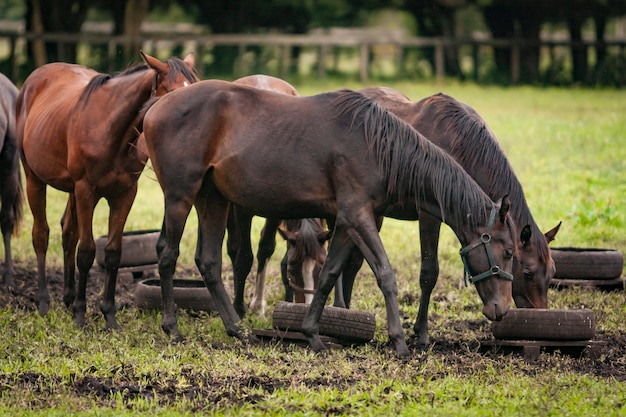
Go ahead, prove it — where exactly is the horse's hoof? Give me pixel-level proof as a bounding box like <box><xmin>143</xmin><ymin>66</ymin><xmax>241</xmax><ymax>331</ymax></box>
<box><xmin>37</xmin><ymin>302</ymin><xmax>50</xmax><ymax>316</ymax></box>
<box><xmin>73</xmin><ymin>316</ymin><xmax>87</xmax><ymax>328</ymax></box>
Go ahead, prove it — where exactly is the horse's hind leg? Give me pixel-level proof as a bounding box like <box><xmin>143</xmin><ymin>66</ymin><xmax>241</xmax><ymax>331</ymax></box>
<box><xmin>0</xmin><ymin>135</ymin><xmax>20</xmax><ymax>287</ymax></box>
<box><xmin>194</xmin><ymin>190</ymin><xmax>247</xmax><ymax>340</ymax></box>
<box><xmin>250</xmin><ymin>218</ymin><xmax>281</xmax><ymax>316</ymax></box>
<box><xmin>229</xmin><ymin>206</ymin><xmax>254</xmax><ymax>318</ymax></box>
<box><xmin>24</xmin><ymin>174</ymin><xmax>51</xmax><ymax>315</ymax></box>
<box><xmin>413</xmin><ymin>211</ymin><xmax>441</xmax><ymax>347</ymax></box>
<box><xmin>72</xmin><ymin>182</ymin><xmax>99</xmax><ymax>328</ymax></box>
<box><xmin>60</xmin><ymin>196</ymin><xmax>78</xmax><ymax>308</ymax></box>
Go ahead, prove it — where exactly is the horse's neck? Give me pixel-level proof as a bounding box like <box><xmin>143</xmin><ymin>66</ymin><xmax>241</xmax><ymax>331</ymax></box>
<box><xmin>107</xmin><ymin>70</ymin><xmax>153</xmax><ymax>144</ymax></box>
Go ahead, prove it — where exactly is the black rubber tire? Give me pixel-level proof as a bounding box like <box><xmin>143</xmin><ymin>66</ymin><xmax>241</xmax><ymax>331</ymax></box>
<box><xmin>272</xmin><ymin>301</ymin><xmax>376</xmax><ymax>343</ymax></box>
<box><xmin>492</xmin><ymin>308</ymin><xmax>595</xmax><ymax>341</ymax></box>
<box><xmin>134</xmin><ymin>278</ymin><xmax>216</xmax><ymax>312</ymax></box>
<box><xmin>96</xmin><ymin>229</ymin><xmax>160</xmax><ymax>269</ymax></box>
<box><xmin>551</xmin><ymin>247</ymin><xmax>623</xmax><ymax>280</ymax></box>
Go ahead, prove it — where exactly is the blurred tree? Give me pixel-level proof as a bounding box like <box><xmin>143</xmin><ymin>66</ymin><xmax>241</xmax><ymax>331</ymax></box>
<box><xmin>476</xmin><ymin>0</ymin><xmax>626</xmax><ymax>84</ymax></box>
<box><xmin>23</xmin><ymin>0</ymin><xmax>89</xmax><ymax>71</ymax></box>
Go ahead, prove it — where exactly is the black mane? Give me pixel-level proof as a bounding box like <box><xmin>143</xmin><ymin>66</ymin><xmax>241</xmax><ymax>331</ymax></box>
<box><xmin>331</xmin><ymin>90</ymin><xmax>491</xmax><ymax>230</ymax></box>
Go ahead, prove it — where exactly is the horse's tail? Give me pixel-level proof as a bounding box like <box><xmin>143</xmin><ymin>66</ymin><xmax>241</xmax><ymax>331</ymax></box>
<box><xmin>11</xmin><ymin>163</ymin><xmax>24</xmax><ymax>237</ymax></box>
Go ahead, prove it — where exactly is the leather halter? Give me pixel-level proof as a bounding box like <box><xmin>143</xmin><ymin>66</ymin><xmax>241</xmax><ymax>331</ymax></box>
<box><xmin>459</xmin><ymin>205</ymin><xmax>514</xmax><ymax>286</ymax></box>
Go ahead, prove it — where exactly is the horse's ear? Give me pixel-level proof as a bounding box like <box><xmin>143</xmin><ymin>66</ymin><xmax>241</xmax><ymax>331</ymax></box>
<box><xmin>140</xmin><ymin>50</ymin><xmax>167</xmax><ymax>74</ymax></box>
<box><xmin>497</xmin><ymin>194</ymin><xmax>511</xmax><ymax>224</ymax></box>
<box><xmin>183</xmin><ymin>51</ymin><xmax>195</xmax><ymax>69</ymax></box>
<box><xmin>544</xmin><ymin>221</ymin><xmax>562</xmax><ymax>243</ymax></box>
<box><xmin>277</xmin><ymin>227</ymin><xmax>297</xmax><ymax>245</ymax></box>
<box><xmin>520</xmin><ymin>225</ymin><xmax>532</xmax><ymax>247</ymax></box>
<box><xmin>317</xmin><ymin>230</ymin><xmax>332</xmax><ymax>244</ymax></box>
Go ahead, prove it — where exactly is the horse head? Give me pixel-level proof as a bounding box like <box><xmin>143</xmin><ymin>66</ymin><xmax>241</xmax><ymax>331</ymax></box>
<box><xmin>277</xmin><ymin>219</ymin><xmax>331</xmax><ymax>304</ymax></box>
<box><xmin>459</xmin><ymin>196</ymin><xmax>516</xmax><ymax>321</ymax></box>
<box><xmin>140</xmin><ymin>51</ymin><xmax>198</xmax><ymax>97</ymax></box>
<box><xmin>512</xmin><ymin>221</ymin><xmax>562</xmax><ymax>308</ymax></box>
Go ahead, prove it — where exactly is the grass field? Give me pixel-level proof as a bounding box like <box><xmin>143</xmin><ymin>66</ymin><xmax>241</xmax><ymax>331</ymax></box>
<box><xmin>1</xmin><ymin>79</ymin><xmax>625</xmax><ymax>416</ymax></box>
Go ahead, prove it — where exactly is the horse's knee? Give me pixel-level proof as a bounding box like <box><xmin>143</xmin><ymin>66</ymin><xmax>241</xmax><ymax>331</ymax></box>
<box><xmin>104</xmin><ymin>248</ymin><xmax>122</xmax><ymax>270</ymax></box>
<box><xmin>76</xmin><ymin>246</ymin><xmax>96</xmax><ymax>272</ymax></box>
<box><xmin>377</xmin><ymin>270</ymin><xmax>398</xmax><ymax>297</ymax></box>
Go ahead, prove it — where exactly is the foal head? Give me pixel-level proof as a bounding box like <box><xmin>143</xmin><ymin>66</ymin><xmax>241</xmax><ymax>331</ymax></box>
<box><xmin>278</xmin><ymin>219</ymin><xmax>331</xmax><ymax>304</ymax></box>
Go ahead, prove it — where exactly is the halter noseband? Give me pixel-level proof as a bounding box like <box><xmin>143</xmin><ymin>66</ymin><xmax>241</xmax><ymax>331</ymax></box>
<box><xmin>459</xmin><ymin>205</ymin><xmax>514</xmax><ymax>286</ymax></box>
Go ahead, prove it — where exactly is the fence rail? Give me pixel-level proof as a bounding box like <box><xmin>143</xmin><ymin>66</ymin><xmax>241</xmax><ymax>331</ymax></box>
<box><xmin>1</xmin><ymin>29</ymin><xmax>625</xmax><ymax>84</ymax></box>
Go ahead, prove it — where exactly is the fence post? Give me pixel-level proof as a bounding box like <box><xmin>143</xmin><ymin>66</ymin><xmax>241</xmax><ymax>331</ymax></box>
<box><xmin>317</xmin><ymin>45</ymin><xmax>327</xmax><ymax>79</ymax></box>
<box><xmin>511</xmin><ymin>43</ymin><xmax>520</xmax><ymax>84</ymax></box>
<box><xmin>360</xmin><ymin>42</ymin><xmax>369</xmax><ymax>83</ymax></box>
<box><xmin>435</xmin><ymin>41</ymin><xmax>444</xmax><ymax>82</ymax></box>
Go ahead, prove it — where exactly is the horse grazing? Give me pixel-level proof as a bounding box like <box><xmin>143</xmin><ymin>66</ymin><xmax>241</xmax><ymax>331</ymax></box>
<box><xmin>277</xmin><ymin>218</ymin><xmax>331</xmax><ymax>304</ymax></box>
<box><xmin>226</xmin><ymin>74</ymin><xmax>332</xmax><ymax>316</ymax></box>
<box><xmin>15</xmin><ymin>52</ymin><xmax>197</xmax><ymax>329</ymax></box>
<box><xmin>357</xmin><ymin>86</ymin><xmax>561</xmax><ymax>345</ymax></box>
<box><xmin>0</xmin><ymin>73</ymin><xmax>23</xmax><ymax>287</ymax></box>
<box><xmin>142</xmin><ymin>80</ymin><xmax>517</xmax><ymax>357</ymax></box>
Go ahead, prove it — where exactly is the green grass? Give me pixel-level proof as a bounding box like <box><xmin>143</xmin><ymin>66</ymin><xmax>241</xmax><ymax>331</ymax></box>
<box><xmin>2</xmin><ymin>80</ymin><xmax>626</xmax><ymax>415</ymax></box>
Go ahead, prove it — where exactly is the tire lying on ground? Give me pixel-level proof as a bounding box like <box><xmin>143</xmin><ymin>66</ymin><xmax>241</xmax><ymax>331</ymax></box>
<box><xmin>134</xmin><ymin>278</ymin><xmax>216</xmax><ymax>312</ymax></box>
<box><xmin>551</xmin><ymin>247</ymin><xmax>623</xmax><ymax>280</ymax></box>
<box><xmin>492</xmin><ymin>308</ymin><xmax>596</xmax><ymax>341</ymax></box>
<box><xmin>95</xmin><ymin>229</ymin><xmax>160</xmax><ymax>269</ymax></box>
<box><xmin>272</xmin><ymin>301</ymin><xmax>376</xmax><ymax>343</ymax></box>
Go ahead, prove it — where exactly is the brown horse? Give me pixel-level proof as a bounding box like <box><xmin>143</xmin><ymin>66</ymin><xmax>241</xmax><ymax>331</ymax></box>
<box><xmin>0</xmin><ymin>73</ymin><xmax>23</xmax><ymax>287</ymax></box>
<box><xmin>227</xmin><ymin>74</ymin><xmax>332</xmax><ymax>316</ymax></box>
<box><xmin>356</xmin><ymin>86</ymin><xmax>561</xmax><ymax>345</ymax></box>
<box><xmin>15</xmin><ymin>52</ymin><xmax>197</xmax><ymax>329</ymax></box>
<box><xmin>142</xmin><ymin>80</ymin><xmax>517</xmax><ymax>357</ymax></box>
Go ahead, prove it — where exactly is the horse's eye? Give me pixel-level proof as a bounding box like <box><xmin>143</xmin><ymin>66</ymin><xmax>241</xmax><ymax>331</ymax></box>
<box><xmin>524</xmin><ymin>271</ymin><xmax>533</xmax><ymax>280</ymax></box>
<box><xmin>505</xmin><ymin>250</ymin><xmax>514</xmax><ymax>259</ymax></box>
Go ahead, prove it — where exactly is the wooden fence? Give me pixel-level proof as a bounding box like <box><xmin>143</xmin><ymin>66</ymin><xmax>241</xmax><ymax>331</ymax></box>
<box><xmin>1</xmin><ymin>28</ymin><xmax>625</xmax><ymax>84</ymax></box>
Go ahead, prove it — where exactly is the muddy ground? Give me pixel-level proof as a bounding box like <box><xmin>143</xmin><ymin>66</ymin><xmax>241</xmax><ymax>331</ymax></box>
<box><xmin>1</xmin><ymin>263</ymin><xmax>625</xmax><ymax>411</ymax></box>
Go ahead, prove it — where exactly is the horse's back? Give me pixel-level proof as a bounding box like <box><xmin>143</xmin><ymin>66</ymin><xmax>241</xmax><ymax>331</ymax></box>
<box><xmin>233</xmin><ymin>74</ymin><xmax>299</xmax><ymax>96</ymax></box>
<box><xmin>0</xmin><ymin>73</ymin><xmax>18</xmax><ymax>147</ymax></box>
<box><xmin>16</xmin><ymin>63</ymin><xmax>98</xmax><ymax>190</ymax></box>
<box><xmin>144</xmin><ymin>81</ymin><xmax>374</xmax><ymax>219</ymax></box>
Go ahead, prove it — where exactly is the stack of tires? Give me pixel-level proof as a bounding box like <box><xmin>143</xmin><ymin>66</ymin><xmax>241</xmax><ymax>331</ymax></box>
<box><xmin>550</xmin><ymin>247</ymin><xmax>624</xmax><ymax>290</ymax></box>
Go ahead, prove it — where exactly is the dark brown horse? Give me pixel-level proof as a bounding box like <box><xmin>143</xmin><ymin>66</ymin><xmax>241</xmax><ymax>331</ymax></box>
<box><xmin>15</xmin><ymin>52</ymin><xmax>197</xmax><ymax>329</ymax></box>
<box><xmin>356</xmin><ymin>86</ymin><xmax>561</xmax><ymax>346</ymax></box>
<box><xmin>142</xmin><ymin>80</ymin><xmax>517</xmax><ymax>357</ymax></box>
<box><xmin>227</xmin><ymin>74</ymin><xmax>332</xmax><ymax>316</ymax></box>
<box><xmin>0</xmin><ymin>73</ymin><xmax>23</xmax><ymax>287</ymax></box>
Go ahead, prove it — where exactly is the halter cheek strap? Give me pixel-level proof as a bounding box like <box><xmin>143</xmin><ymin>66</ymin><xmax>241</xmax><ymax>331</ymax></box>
<box><xmin>459</xmin><ymin>205</ymin><xmax>514</xmax><ymax>286</ymax></box>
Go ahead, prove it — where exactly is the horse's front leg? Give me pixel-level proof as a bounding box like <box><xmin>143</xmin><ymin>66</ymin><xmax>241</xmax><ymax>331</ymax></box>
<box><xmin>60</xmin><ymin>195</ymin><xmax>78</xmax><ymax>308</ymax></box>
<box><xmin>99</xmin><ymin>187</ymin><xmax>139</xmax><ymax>330</ymax></box>
<box><xmin>250</xmin><ymin>218</ymin><xmax>281</xmax><ymax>316</ymax></box>
<box><xmin>301</xmin><ymin>224</ymin><xmax>356</xmax><ymax>353</ymax></box>
<box><xmin>413</xmin><ymin>211</ymin><xmax>442</xmax><ymax>347</ymax></box>
<box><xmin>195</xmin><ymin>190</ymin><xmax>249</xmax><ymax>341</ymax></box>
<box><xmin>344</xmin><ymin>211</ymin><xmax>409</xmax><ymax>358</ymax></box>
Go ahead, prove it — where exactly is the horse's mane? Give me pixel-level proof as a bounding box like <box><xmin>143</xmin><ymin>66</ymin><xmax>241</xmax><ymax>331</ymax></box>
<box><xmin>331</xmin><ymin>90</ymin><xmax>490</xmax><ymax>230</ymax></box>
<box><xmin>282</xmin><ymin>219</ymin><xmax>327</xmax><ymax>260</ymax></box>
<box><xmin>426</xmin><ymin>94</ymin><xmax>549</xmax><ymax>260</ymax></box>
<box><xmin>78</xmin><ymin>57</ymin><xmax>198</xmax><ymax>107</ymax></box>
